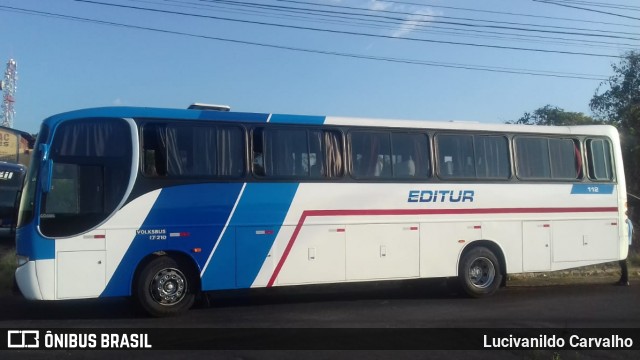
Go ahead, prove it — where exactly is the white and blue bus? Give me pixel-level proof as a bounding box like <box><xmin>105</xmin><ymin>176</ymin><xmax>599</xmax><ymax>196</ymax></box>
<box><xmin>15</xmin><ymin>106</ymin><xmax>629</xmax><ymax>316</ymax></box>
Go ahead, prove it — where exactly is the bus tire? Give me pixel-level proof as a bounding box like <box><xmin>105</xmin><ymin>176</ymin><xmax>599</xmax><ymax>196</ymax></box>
<box><xmin>134</xmin><ymin>256</ymin><xmax>196</xmax><ymax>317</ymax></box>
<box><xmin>458</xmin><ymin>247</ymin><xmax>502</xmax><ymax>298</ymax></box>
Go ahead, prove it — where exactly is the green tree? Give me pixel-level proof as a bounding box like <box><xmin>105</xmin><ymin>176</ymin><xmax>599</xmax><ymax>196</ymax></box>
<box><xmin>509</xmin><ymin>105</ymin><xmax>601</xmax><ymax>126</ymax></box>
<box><xmin>590</xmin><ymin>51</ymin><xmax>640</xmax><ymax>129</ymax></box>
<box><xmin>590</xmin><ymin>52</ymin><xmax>640</xmax><ymax>198</ymax></box>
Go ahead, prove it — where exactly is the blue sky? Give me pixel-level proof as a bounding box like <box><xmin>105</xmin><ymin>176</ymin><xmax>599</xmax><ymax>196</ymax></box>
<box><xmin>1</xmin><ymin>0</ymin><xmax>638</xmax><ymax>133</ymax></box>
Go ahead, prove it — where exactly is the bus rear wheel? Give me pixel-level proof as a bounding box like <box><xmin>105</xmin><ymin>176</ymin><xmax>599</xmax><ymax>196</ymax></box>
<box><xmin>134</xmin><ymin>256</ymin><xmax>196</xmax><ymax>317</ymax></box>
<box><xmin>458</xmin><ymin>247</ymin><xmax>502</xmax><ymax>298</ymax></box>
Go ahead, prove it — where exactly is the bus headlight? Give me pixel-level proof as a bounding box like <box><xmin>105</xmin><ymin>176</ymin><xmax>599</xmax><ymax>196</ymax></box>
<box><xmin>16</xmin><ymin>255</ymin><xmax>29</xmax><ymax>267</ymax></box>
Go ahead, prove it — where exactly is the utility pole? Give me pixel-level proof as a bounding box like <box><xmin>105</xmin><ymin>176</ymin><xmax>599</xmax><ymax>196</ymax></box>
<box><xmin>0</xmin><ymin>59</ymin><xmax>17</xmax><ymax>128</ymax></box>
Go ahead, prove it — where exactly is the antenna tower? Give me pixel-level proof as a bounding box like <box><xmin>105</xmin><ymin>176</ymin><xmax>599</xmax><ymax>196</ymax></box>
<box><xmin>0</xmin><ymin>59</ymin><xmax>17</xmax><ymax>128</ymax></box>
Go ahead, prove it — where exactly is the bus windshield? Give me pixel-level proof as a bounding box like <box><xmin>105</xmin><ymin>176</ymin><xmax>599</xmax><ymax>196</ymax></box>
<box><xmin>26</xmin><ymin>119</ymin><xmax>134</xmax><ymax>237</ymax></box>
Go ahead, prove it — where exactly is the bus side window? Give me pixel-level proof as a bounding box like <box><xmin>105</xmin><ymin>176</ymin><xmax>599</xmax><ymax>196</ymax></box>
<box><xmin>144</xmin><ymin>123</ymin><xmax>244</xmax><ymax>178</ymax></box>
<box><xmin>143</xmin><ymin>150</ymin><xmax>159</xmax><ymax>176</ymax></box>
<box><xmin>474</xmin><ymin>136</ymin><xmax>510</xmax><ymax>179</ymax></box>
<box><xmin>391</xmin><ymin>132</ymin><xmax>430</xmax><ymax>179</ymax></box>
<box><xmin>515</xmin><ymin>136</ymin><xmax>579</xmax><ymax>180</ymax></box>
<box><xmin>549</xmin><ymin>138</ymin><xmax>580</xmax><ymax>180</ymax></box>
<box><xmin>586</xmin><ymin>138</ymin><xmax>613</xmax><ymax>181</ymax></box>
<box><xmin>252</xmin><ymin>128</ymin><xmax>265</xmax><ymax>177</ymax></box>
<box><xmin>515</xmin><ymin>137</ymin><xmax>551</xmax><ymax>179</ymax></box>
<box><xmin>142</xmin><ymin>123</ymin><xmax>167</xmax><ymax>177</ymax></box>
<box><xmin>254</xmin><ymin>127</ymin><xmax>343</xmax><ymax>179</ymax></box>
<box><xmin>308</xmin><ymin>130</ymin><xmax>323</xmax><ymax>177</ymax></box>
<box><xmin>437</xmin><ymin>134</ymin><xmax>474</xmax><ymax>179</ymax></box>
<box><xmin>323</xmin><ymin>130</ymin><xmax>344</xmax><ymax>178</ymax></box>
<box><xmin>349</xmin><ymin>131</ymin><xmax>391</xmax><ymax>179</ymax></box>
<box><xmin>261</xmin><ymin>128</ymin><xmax>308</xmax><ymax>177</ymax></box>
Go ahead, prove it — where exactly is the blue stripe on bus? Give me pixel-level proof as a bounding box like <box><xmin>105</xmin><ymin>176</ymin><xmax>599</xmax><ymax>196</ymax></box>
<box><xmin>43</xmin><ymin>107</ymin><xmax>330</xmax><ymax>129</ymax></box>
<box><xmin>101</xmin><ymin>183</ymin><xmax>244</xmax><ymax>297</ymax></box>
<box><xmin>269</xmin><ymin>114</ymin><xmax>326</xmax><ymax>125</ymax></box>
<box><xmin>43</xmin><ymin>107</ymin><xmax>274</xmax><ymax>129</ymax></box>
<box><xmin>197</xmin><ymin>111</ymin><xmax>270</xmax><ymax>122</ymax></box>
<box><xmin>200</xmin><ymin>183</ymin><xmax>299</xmax><ymax>290</ymax></box>
<box><xmin>570</xmin><ymin>184</ymin><xmax>615</xmax><ymax>195</ymax></box>
<box><xmin>15</xmin><ymin>225</ymin><xmax>55</xmax><ymax>261</ymax></box>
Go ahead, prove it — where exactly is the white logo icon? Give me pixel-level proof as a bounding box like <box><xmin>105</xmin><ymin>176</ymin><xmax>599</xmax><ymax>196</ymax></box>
<box><xmin>7</xmin><ymin>330</ymin><xmax>40</xmax><ymax>348</ymax></box>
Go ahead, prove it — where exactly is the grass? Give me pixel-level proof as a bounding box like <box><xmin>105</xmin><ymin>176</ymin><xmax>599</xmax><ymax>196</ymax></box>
<box><xmin>629</xmin><ymin>249</ymin><xmax>640</xmax><ymax>266</ymax></box>
<box><xmin>509</xmin><ymin>250</ymin><xmax>639</xmax><ymax>286</ymax></box>
<box><xmin>0</xmin><ymin>246</ymin><xmax>16</xmax><ymax>296</ymax></box>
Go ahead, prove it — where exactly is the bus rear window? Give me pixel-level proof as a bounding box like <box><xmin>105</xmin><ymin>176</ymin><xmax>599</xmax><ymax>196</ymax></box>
<box><xmin>586</xmin><ymin>138</ymin><xmax>613</xmax><ymax>181</ymax></box>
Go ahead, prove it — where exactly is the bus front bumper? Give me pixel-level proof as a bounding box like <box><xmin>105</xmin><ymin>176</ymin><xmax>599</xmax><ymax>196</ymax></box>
<box><xmin>15</xmin><ymin>261</ymin><xmax>44</xmax><ymax>300</ymax></box>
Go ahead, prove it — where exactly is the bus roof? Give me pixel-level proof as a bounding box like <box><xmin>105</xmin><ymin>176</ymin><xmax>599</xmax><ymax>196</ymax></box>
<box><xmin>41</xmin><ymin>106</ymin><xmax>618</xmax><ymax>138</ymax></box>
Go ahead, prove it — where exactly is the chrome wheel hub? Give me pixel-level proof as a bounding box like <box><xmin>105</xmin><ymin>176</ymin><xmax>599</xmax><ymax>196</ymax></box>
<box><xmin>150</xmin><ymin>268</ymin><xmax>187</xmax><ymax>306</ymax></box>
<box><xmin>468</xmin><ymin>257</ymin><xmax>496</xmax><ymax>289</ymax></box>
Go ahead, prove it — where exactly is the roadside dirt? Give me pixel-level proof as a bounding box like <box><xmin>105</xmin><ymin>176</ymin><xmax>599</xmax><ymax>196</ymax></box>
<box><xmin>508</xmin><ymin>261</ymin><xmax>639</xmax><ymax>286</ymax></box>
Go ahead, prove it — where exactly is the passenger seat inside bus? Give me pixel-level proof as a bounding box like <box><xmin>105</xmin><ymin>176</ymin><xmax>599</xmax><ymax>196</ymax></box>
<box><xmin>396</xmin><ymin>157</ymin><xmax>416</xmax><ymax>177</ymax></box>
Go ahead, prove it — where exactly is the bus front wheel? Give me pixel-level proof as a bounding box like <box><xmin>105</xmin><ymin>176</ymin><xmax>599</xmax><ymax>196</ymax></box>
<box><xmin>458</xmin><ymin>247</ymin><xmax>502</xmax><ymax>298</ymax></box>
<box><xmin>134</xmin><ymin>256</ymin><xmax>196</xmax><ymax>317</ymax></box>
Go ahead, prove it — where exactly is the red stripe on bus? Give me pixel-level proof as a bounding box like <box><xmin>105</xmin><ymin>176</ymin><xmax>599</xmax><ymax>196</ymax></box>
<box><xmin>267</xmin><ymin>213</ymin><xmax>309</xmax><ymax>287</ymax></box>
<box><xmin>266</xmin><ymin>206</ymin><xmax>618</xmax><ymax>287</ymax></box>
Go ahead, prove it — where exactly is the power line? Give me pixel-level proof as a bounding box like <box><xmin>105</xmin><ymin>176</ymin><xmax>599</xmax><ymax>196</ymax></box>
<box><xmin>369</xmin><ymin>0</ymin><xmax>640</xmax><ymax>29</ymax></box>
<box><xmin>533</xmin><ymin>0</ymin><xmax>640</xmax><ymax>21</ymax></box>
<box><xmin>262</xmin><ymin>0</ymin><xmax>640</xmax><ymax>38</ymax></box>
<box><xmin>145</xmin><ymin>0</ymin><xmax>637</xmax><ymax>51</ymax></box>
<box><xmin>542</xmin><ymin>0</ymin><xmax>640</xmax><ymax>11</ymax></box>
<box><xmin>70</xmin><ymin>0</ymin><xmax>624</xmax><ymax>58</ymax></box>
<box><xmin>0</xmin><ymin>5</ymin><xmax>610</xmax><ymax>81</ymax></box>
<box><xmin>88</xmin><ymin>0</ymin><xmax>640</xmax><ymax>41</ymax></box>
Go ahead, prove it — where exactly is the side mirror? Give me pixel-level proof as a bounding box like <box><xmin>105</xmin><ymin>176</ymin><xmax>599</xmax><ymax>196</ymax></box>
<box><xmin>39</xmin><ymin>143</ymin><xmax>49</xmax><ymax>162</ymax></box>
<box><xmin>39</xmin><ymin>144</ymin><xmax>52</xmax><ymax>193</ymax></box>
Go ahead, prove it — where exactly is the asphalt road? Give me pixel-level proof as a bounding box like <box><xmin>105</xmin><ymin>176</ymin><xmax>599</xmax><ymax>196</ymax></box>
<box><xmin>2</xmin><ymin>278</ymin><xmax>639</xmax><ymax>327</ymax></box>
<box><xmin>0</xmin><ymin>278</ymin><xmax>638</xmax><ymax>359</ymax></box>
